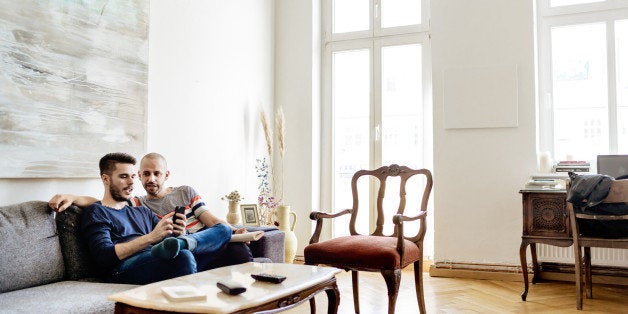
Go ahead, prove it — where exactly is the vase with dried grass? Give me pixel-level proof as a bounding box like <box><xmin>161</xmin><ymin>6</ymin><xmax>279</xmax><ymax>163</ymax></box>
<box><xmin>258</xmin><ymin>106</ymin><xmax>297</xmax><ymax>263</ymax></box>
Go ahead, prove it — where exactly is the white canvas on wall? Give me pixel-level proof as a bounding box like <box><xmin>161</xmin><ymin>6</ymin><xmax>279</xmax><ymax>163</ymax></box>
<box><xmin>0</xmin><ymin>0</ymin><xmax>148</xmax><ymax>178</ymax></box>
<box><xmin>443</xmin><ymin>65</ymin><xmax>519</xmax><ymax>129</ymax></box>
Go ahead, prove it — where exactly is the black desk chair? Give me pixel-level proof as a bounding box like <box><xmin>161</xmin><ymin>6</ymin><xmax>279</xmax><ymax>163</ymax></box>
<box><xmin>566</xmin><ymin>179</ymin><xmax>628</xmax><ymax>310</ymax></box>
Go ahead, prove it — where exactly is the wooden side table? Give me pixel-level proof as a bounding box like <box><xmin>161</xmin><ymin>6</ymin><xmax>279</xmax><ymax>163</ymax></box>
<box><xmin>519</xmin><ymin>189</ymin><xmax>572</xmax><ymax>301</ymax></box>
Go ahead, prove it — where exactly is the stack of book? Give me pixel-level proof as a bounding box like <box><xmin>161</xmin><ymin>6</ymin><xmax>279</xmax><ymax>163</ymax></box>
<box><xmin>553</xmin><ymin>160</ymin><xmax>590</xmax><ymax>173</ymax></box>
<box><xmin>523</xmin><ymin>173</ymin><xmax>568</xmax><ymax>190</ymax></box>
<box><xmin>524</xmin><ymin>178</ymin><xmax>566</xmax><ymax>190</ymax></box>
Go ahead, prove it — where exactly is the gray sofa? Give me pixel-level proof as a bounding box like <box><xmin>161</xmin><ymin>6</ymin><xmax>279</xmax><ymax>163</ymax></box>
<box><xmin>0</xmin><ymin>201</ymin><xmax>284</xmax><ymax>313</ymax></box>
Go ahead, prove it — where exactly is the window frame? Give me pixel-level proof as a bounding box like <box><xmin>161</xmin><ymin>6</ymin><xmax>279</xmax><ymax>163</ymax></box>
<box><xmin>321</xmin><ymin>0</ymin><xmax>431</xmax><ymax>236</ymax></box>
<box><xmin>537</xmin><ymin>0</ymin><xmax>628</xmax><ymax>159</ymax></box>
<box><xmin>323</xmin><ymin>0</ymin><xmax>430</xmax><ymax>42</ymax></box>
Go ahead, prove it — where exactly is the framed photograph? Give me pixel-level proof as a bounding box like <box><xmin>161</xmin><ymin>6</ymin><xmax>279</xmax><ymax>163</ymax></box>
<box><xmin>240</xmin><ymin>204</ymin><xmax>260</xmax><ymax>226</ymax></box>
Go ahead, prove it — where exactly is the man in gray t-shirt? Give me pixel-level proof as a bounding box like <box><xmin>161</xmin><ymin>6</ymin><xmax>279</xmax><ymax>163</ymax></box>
<box><xmin>131</xmin><ymin>186</ymin><xmax>212</xmax><ymax>233</ymax></box>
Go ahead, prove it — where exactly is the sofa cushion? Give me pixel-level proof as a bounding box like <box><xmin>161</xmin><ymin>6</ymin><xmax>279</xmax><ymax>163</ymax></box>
<box><xmin>241</xmin><ymin>225</ymin><xmax>285</xmax><ymax>263</ymax></box>
<box><xmin>55</xmin><ymin>205</ymin><xmax>99</xmax><ymax>280</ymax></box>
<box><xmin>0</xmin><ymin>281</ymin><xmax>137</xmax><ymax>313</ymax></box>
<box><xmin>0</xmin><ymin>201</ymin><xmax>65</xmax><ymax>293</ymax></box>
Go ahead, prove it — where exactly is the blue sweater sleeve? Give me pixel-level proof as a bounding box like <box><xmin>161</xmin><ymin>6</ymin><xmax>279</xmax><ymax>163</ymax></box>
<box><xmin>150</xmin><ymin>208</ymin><xmax>160</xmax><ymax>226</ymax></box>
<box><xmin>80</xmin><ymin>204</ymin><xmax>120</xmax><ymax>271</ymax></box>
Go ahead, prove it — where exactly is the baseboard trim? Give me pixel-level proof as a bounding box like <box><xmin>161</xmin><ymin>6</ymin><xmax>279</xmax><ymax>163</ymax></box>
<box><xmin>294</xmin><ymin>255</ymin><xmax>305</xmax><ymax>263</ymax></box>
<box><xmin>429</xmin><ymin>262</ymin><xmax>524</xmax><ymax>282</ymax></box>
<box><xmin>429</xmin><ymin>261</ymin><xmax>628</xmax><ymax>285</ymax></box>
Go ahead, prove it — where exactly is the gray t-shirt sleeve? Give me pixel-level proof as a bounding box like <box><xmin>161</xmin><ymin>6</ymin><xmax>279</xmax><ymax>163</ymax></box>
<box><xmin>182</xmin><ymin>185</ymin><xmax>209</xmax><ymax>217</ymax></box>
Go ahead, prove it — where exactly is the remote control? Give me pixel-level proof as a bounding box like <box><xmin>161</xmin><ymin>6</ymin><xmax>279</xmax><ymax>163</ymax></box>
<box><xmin>216</xmin><ymin>280</ymin><xmax>246</xmax><ymax>295</ymax></box>
<box><xmin>251</xmin><ymin>273</ymin><xmax>286</xmax><ymax>284</ymax></box>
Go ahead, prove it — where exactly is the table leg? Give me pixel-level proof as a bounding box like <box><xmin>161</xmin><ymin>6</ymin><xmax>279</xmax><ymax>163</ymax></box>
<box><xmin>325</xmin><ymin>281</ymin><xmax>340</xmax><ymax>314</ymax></box>
<box><xmin>519</xmin><ymin>240</ymin><xmax>529</xmax><ymax>301</ymax></box>
<box><xmin>530</xmin><ymin>243</ymin><xmax>540</xmax><ymax>284</ymax></box>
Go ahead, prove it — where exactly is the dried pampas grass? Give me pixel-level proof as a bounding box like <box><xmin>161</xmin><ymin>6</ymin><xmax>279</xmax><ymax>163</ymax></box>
<box><xmin>260</xmin><ymin>108</ymin><xmax>273</xmax><ymax>157</ymax></box>
<box><xmin>275</xmin><ymin>107</ymin><xmax>286</xmax><ymax>200</ymax></box>
<box><xmin>276</xmin><ymin>107</ymin><xmax>286</xmax><ymax>158</ymax></box>
<box><xmin>259</xmin><ymin>105</ymin><xmax>288</xmax><ymax>202</ymax></box>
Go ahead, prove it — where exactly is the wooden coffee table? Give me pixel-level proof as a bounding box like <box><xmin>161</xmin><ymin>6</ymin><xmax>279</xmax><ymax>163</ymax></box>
<box><xmin>109</xmin><ymin>262</ymin><xmax>341</xmax><ymax>313</ymax></box>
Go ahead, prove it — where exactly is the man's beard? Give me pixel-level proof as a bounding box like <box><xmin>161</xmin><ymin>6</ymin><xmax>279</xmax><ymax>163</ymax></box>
<box><xmin>144</xmin><ymin>182</ymin><xmax>160</xmax><ymax>197</ymax></box>
<box><xmin>110</xmin><ymin>185</ymin><xmax>131</xmax><ymax>202</ymax></box>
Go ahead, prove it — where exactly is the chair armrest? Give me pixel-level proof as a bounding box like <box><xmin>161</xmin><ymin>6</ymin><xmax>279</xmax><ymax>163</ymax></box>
<box><xmin>308</xmin><ymin>209</ymin><xmax>352</xmax><ymax>244</ymax></box>
<box><xmin>393</xmin><ymin>211</ymin><xmax>427</xmax><ymax>224</ymax></box>
<box><xmin>393</xmin><ymin>211</ymin><xmax>428</xmax><ymax>253</ymax></box>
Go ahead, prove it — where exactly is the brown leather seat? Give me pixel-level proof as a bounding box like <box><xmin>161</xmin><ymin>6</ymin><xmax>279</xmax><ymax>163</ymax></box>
<box><xmin>304</xmin><ymin>164</ymin><xmax>432</xmax><ymax>314</ymax></box>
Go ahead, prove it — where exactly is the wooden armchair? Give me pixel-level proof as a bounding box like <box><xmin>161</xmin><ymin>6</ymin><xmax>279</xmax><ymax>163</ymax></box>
<box><xmin>304</xmin><ymin>165</ymin><xmax>433</xmax><ymax>314</ymax></box>
<box><xmin>566</xmin><ymin>179</ymin><xmax>628</xmax><ymax>310</ymax></box>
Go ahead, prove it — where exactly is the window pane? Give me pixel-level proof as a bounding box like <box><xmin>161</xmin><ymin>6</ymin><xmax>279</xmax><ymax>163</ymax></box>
<box><xmin>332</xmin><ymin>49</ymin><xmax>370</xmax><ymax>236</ymax></box>
<box><xmin>550</xmin><ymin>0</ymin><xmax>604</xmax><ymax>7</ymax></box>
<box><xmin>381</xmin><ymin>0</ymin><xmax>421</xmax><ymax>28</ymax></box>
<box><xmin>381</xmin><ymin>44</ymin><xmax>423</xmax><ymax>168</ymax></box>
<box><xmin>551</xmin><ymin>23</ymin><xmax>608</xmax><ymax>160</ymax></box>
<box><xmin>333</xmin><ymin>0</ymin><xmax>369</xmax><ymax>34</ymax></box>
<box><xmin>617</xmin><ymin>20</ymin><xmax>628</xmax><ymax>153</ymax></box>
<box><xmin>381</xmin><ymin>43</ymin><xmax>423</xmax><ymax>234</ymax></box>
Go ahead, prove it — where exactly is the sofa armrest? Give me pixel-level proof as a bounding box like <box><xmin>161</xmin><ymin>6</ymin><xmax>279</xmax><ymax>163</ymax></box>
<box><xmin>243</xmin><ymin>226</ymin><xmax>285</xmax><ymax>263</ymax></box>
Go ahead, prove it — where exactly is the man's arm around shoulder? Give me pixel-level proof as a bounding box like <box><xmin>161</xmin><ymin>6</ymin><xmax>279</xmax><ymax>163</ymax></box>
<box><xmin>49</xmin><ymin>194</ymin><xmax>99</xmax><ymax>212</ymax></box>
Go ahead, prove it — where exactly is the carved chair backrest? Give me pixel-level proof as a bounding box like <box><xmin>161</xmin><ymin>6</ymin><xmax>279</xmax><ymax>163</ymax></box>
<box><xmin>348</xmin><ymin>164</ymin><xmax>433</xmax><ymax>242</ymax></box>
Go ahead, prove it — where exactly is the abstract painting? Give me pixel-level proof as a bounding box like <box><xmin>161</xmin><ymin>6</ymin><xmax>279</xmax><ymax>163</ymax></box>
<box><xmin>0</xmin><ymin>0</ymin><xmax>148</xmax><ymax>177</ymax></box>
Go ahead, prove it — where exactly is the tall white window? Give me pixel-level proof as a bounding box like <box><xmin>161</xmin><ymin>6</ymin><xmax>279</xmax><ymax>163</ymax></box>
<box><xmin>322</xmin><ymin>0</ymin><xmax>432</xmax><ymax>252</ymax></box>
<box><xmin>537</xmin><ymin>0</ymin><xmax>628</xmax><ymax>161</ymax></box>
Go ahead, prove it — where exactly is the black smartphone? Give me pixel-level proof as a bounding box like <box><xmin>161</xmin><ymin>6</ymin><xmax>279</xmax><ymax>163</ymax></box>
<box><xmin>172</xmin><ymin>206</ymin><xmax>185</xmax><ymax>225</ymax></box>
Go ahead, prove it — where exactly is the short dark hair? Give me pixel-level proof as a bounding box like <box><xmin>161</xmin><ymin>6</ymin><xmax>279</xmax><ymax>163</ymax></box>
<box><xmin>99</xmin><ymin>153</ymin><xmax>136</xmax><ymax>175</ymax></box>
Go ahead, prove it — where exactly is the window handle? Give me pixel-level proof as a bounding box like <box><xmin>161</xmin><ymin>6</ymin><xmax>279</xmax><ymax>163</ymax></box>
<box><xmin>375</xmin><ymin>124</ymin><xmax>381</xmax><ymax>141</ymax></box>
<box><xmin>374</xmin><ymin>3</ymin><xmax>379</xmax><ymax>19</ymax></box>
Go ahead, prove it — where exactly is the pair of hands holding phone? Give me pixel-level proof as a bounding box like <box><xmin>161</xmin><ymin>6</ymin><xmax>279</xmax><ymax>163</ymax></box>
<box><xmin>168</xmin><ymin>206</ymin><xmax>248</xmax><ymax>240</ymax></box>
<box><xmin>151</xmin><ymin>207</ymin><xmax>187</xmax><ymax>241</ymax></box>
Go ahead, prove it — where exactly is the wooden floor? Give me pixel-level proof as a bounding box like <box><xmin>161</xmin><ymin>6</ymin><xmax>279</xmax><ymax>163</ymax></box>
<box><xmin>283</xmin><ymin>269</ymin><xmax>628</xmax><ymax>313</ymax></box>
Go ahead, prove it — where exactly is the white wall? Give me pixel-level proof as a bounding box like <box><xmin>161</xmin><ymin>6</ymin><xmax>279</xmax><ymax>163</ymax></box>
<box><xmin>1</xmin><ymin>0</ymin><xmax>274</xmax><ymax>220</ymax></box>
<box><xmin>274</xmin><ymin>0</ymin><xmax>321</xmax><ymax>256</ymax></box>
<box><xmin>431</xmin><ymin>0</ymin><xmax>537</xmax><ymax>264</ymax></box>
<box><xmin>0</xmin><ymin>178</ymin><xmax>102</xmax><ymax>205</ymax></box>
<box><xmin>147</xmin><ymin>0</ymin><xmax>274</xmax><ymax>217</ymax></box>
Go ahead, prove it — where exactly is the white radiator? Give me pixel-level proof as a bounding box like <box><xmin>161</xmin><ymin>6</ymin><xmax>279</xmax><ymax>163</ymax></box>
<box><xmin>537</xmin><ymin>244</ymin><xmax>628</xmax><ymax>267</ymax></box>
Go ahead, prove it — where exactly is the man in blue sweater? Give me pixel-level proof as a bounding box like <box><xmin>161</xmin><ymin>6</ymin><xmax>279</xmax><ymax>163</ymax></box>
<box><xmin>81</xmin><ymin>152</ymin><xmax>231</xmax><ymax>284</ymax></box>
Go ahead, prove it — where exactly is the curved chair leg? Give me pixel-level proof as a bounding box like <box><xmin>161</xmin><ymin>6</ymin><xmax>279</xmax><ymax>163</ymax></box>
<box><xmin>414</xmin><ymin>261</ymin><xmax>426</xmax><ymax>314</ymax></box>
<box><xmin>351</xmin><ymin>270</ymin><xmax>360</xmax><ymax>313</ymax></box>
<box><xmin>381</xmin><ymin>269</ymin><xmax>401</xmax><ymax>314</ymax></box>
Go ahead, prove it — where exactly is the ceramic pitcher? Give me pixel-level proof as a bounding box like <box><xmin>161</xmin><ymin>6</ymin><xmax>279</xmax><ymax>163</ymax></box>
<box><xmin>275</xmin><ymin>204</ymin><xmax>297</xmax><ymax>263</ymax></box>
